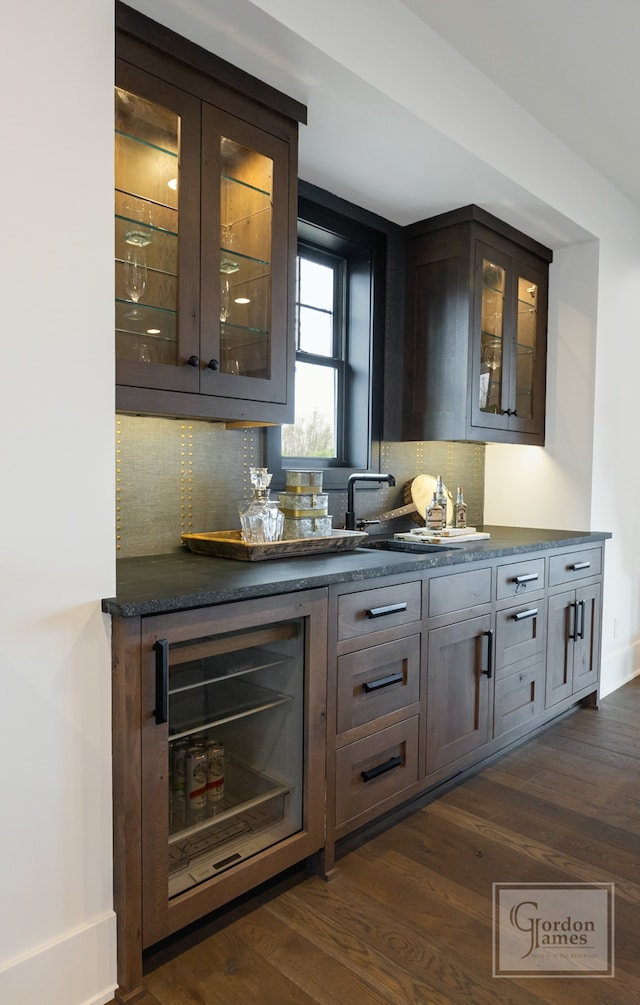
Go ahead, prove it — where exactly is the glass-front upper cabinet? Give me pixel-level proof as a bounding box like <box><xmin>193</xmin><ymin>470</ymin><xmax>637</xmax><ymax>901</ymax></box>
<box><xmin>114</xmin><ymin>27</ymin><xmax>302</xmax><ymax>424</ymax></box>
<box><xmin>402</xmin><ymin>205</ymin><xmax>551</xmax><ymax>447</ymax></box>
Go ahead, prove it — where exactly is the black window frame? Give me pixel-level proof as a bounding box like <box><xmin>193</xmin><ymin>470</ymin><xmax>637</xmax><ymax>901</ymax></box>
<box><xmin>266</xmin><ymin>187</ymin><xmax>387</xmax><ymax>491</ymax></box>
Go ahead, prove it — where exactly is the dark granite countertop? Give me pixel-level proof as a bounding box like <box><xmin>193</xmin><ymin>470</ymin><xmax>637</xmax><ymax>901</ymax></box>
<box><xmin>102</xmin><ymin>526</ymin><xmax>611</xmax><ymax>618</ymax></box>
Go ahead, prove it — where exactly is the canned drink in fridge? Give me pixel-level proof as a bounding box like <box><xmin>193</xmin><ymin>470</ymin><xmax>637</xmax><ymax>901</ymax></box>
<box><xmin>171</xmin><ymin>739</ymin><xmax>189</xmax><ymax>797</ymax></box>
<box><xmin>205</xmin><ymin>739</ymin><xmax>224</xmax><ymax>803</ymax></box>
<box><xmin>186</xmin><ymin>746</ymin><xmax>207</xmax><ymax>809</ymax></box>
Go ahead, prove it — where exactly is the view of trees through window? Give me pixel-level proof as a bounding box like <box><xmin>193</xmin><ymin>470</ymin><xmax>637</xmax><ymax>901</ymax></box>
<box><xmin>281</xmin><ymin>251</ymin><xmax>343</xmax><ymax>460</ymax></box>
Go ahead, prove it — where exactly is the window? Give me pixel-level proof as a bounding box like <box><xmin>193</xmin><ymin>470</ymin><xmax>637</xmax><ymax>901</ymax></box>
<box><xmin>266</xmin><ymin>189</ymin><xmax>386</xmax><ymax>490</ymax></box>
<box><xmin>282</xmin><ymin>246</ymin><xmax>346</xmax><ymax>461</ymax></box>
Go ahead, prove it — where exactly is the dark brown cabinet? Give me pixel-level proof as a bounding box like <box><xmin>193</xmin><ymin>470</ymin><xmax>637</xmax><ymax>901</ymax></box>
<box><xmin>402</xmin><ymin>205</ymin><xmax>552</xmax><ymax>445</ymax></box>
<box><xmin>115</xmin><ymin>8</ymin><xmax>305</xmax><ymax>424</ymax></box>
<box><xmin>108</xmin><ymin>534</ymin><xmax>607</xmax><ymax>998</ymax></box>
<box><xmin>111</xmin><ymin>589</ymin><xmax>327</xmax><ymax>1001</ymax></box>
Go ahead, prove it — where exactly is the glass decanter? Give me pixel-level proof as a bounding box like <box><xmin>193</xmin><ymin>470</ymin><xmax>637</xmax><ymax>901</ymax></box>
<box><xmin>238</xmin><ymin>467</ymin><xmax>284</xmax><ymax>543</ymax></box>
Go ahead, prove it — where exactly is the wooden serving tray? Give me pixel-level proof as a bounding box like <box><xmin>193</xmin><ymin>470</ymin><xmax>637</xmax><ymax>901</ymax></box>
<box><xmin>181</xmin><ymin>529</ymin><xmax>368</xmax><ymax>561</ymax></box>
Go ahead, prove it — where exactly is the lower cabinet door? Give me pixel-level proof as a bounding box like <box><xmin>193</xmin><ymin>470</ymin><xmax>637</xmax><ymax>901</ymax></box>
<box><xmin>335</xmin><ymin>717</ymin><xmax>419</xmax><ymax>828</ymax></box>
<box><xmin>573</xmin><ymin>581</ymin><xmax>601</xmax><ymax>694</ymax></box>
<box><xmin>426</xmin><ymin>614</ymin><xmax>493</xmax><ymax>772</ymax></box>
<box><xmin>546</xmin><ymin>590</ymin><xmax>574</xmax><ymax>707</ymax></box>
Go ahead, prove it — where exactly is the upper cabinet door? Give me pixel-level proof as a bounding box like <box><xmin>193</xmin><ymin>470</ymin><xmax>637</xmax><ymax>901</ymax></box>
<box><xmin>115</xmin><ymin>60</ymin><xmax>201</xmax><ymax>393</ymax></box>
<box><xmin>114</xmin><ymin>13</ymin><xmax>304</xmax><ymax>425</ymax></box>
<box><xmin>199</xmin><ymin>108</ymin><xmax>290</xmax><ymax>404</ymax></box>
<box><xmin>470</xmin><ymin>240</ymin><xmax>548</xmax><ymax>440</ymax></box>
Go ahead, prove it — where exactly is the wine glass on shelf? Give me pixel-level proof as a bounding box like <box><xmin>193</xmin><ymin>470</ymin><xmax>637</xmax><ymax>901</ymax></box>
<box><xmin>124</xmin><ymin>245</ymin><xmax>148</xmax><ymax>320</ymax></box>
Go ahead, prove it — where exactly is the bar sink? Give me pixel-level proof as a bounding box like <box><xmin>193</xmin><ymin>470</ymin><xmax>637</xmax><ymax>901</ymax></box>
<box><xmin>360</xmin><ymin>537</ymin><xmax>461</xmax><ymax>554</ymax></box>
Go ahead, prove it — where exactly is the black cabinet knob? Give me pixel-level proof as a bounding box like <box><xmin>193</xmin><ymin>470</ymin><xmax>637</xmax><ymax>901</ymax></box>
<box><xmin>187</xmin><ymin>355</ymin><xmax>200</xmax><ymax>367</ymax></box>
<box><xmin>207</xmin><ymin>359</ymin><xmax>219</xmax><ymax>370</ymax></box>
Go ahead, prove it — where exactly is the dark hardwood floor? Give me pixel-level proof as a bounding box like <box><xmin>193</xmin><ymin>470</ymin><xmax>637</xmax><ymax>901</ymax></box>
<box><xmin>115</xmin><ymin>678</ymin><xmax>640</xmax><ymax>1005</ymax></box>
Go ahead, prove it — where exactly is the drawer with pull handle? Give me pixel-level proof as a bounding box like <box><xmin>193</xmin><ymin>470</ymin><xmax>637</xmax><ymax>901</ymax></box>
<box><xmin>337</xmin><ymin>580</ymin><xmax>421</xmax><ymax>641</ymax></box>
<box><xmin>496</xmin><ymin>558</ymin><xmax>545</xmax><ymax>600</ymax></box>
<box><xmin>336</xmin><ymin>634</ymin><xmax>420</xmax><ymax>735</ymax></box>
<box><xmin>548</xmin><ymin>548</ymin><xmax>602</xmax><ymax>587</ymax></box>
<box><xmin>335</xmin><ymin>716</ymin><xmax>419</xmax><ymax>827</ymax></box>
<box><xmin>495</xmin><ymin>601</ymin><xmax>546</xmax><ymax>669</ymax></box>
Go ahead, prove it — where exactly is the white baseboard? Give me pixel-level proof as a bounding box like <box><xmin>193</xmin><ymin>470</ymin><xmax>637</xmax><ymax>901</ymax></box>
<box><xmin>0</xmin><ymin>911</ymin><xmax>117</xmax><ymax>1005</ymax></box>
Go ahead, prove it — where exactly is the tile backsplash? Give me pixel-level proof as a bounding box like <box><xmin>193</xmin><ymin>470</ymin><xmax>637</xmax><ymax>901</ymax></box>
<box><xmin>116</xmin><ymin>415</ymin><xmax>485</xmax><ymax>557</ymax></box>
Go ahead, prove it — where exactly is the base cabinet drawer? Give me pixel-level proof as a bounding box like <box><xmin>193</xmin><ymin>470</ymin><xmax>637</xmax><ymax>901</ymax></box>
<box><xmin>336</xmin><ymin>635</ymin><xmax>420</xmax><ymax>735</ymax></box>
<box><xmin>428</xmin><ymin>567</ymin><xmax>492</xmax><ymax>620</ymax></box>
<box><xmin>338</xmin><ymin>581</ymin><xmax>421</xmax><ymax>641</ymax></box>
<box><xmin>335</xmin><ymin>717</ymin><xmax>419</xmax><ymax>827</ymax></box>
<box><xmin>496</xmin><ymin>558</ymin><xmax>545</xmax><ymax>600</ymax></box>
<box><xmin>548</xmin><ymin>548</ymin><xmax>602</xmax><ymax>587</ymax></box>
<box><xmin>495</xmin><ymin>602</ymin><xmax>546</xmax><ymax>669</ymax></box>
<box><xmin>494</xmin><ymin>660</ymin><xmax>545</xmax><ymax>737</ymax></box>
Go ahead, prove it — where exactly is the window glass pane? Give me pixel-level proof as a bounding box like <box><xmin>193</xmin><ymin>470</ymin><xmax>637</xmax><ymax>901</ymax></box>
<box><xmin>282</xmin><ymin>362</ymin><xmax>337</xmax><ymax>458</ymax></box>
<box><xmin>299</xmin><ymin>305</ymin><xmax>333</xmax><ymax>356</ymax></box>
<box><xmin>299</xmin><ymin>258</ymin><xmax>333</xmax><ymax>310</ymax></box>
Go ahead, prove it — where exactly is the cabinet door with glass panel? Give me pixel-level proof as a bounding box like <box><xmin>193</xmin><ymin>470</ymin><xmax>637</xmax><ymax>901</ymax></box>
<box><xmin>138</xmin><ymin>590</ymin><xmax>327</xmax><ymax>948</ymax></box>
<box><xmin>115</xmin><ymin>49</ymin><xmax>297</xmax><ymax>422</ymax></box>
<box><xmin>471</xmin><ymin>239</ymin><xmax>548</xmax><ymax>440</ymax></box>
<box><xmin>115</xmin><ymin>59</ymin><xmax>201</xmax><ymax>394</ymax></box>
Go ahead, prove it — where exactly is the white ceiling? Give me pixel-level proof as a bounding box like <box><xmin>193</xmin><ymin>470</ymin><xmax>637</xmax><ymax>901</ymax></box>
<box><xmin>400</xmin><ymin>0</ymin><xmax>640</xmax><ymax>212</ymax></box>
<box><xmin>129</xmin><ymin>0</ymin><xmax>638</xmax><ymax>248</ymax></box>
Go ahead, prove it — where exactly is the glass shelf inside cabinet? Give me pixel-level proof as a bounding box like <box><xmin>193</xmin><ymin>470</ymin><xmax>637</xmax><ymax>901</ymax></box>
<box><xmin>169</xmin><ymin>676</ymin><xmax>292</xmax><ymax>739</ymax></box>
<box><xmin>168</xmin><ymin>759</ymin><xmax>293</xmax><ymax>894</ymax></box>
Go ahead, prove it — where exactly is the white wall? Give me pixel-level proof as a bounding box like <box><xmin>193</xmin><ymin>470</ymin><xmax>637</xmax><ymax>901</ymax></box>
<box><xmin>0</xmin><ymin>2</ymin><xmax>116</xmax><ymax>1004</ymax></box>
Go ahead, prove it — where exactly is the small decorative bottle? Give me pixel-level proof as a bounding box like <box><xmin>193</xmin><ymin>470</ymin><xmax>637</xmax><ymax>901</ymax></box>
<box><xmin>455</xmin><ymin>486</ymin><xmax>467</xmax><ymax>529</ymax></box>
<box><xmin>435</xmin><ymin>475</ymin><xmax>448</xmax><ymax>529</ymax></box>
<box><xmin>426</xmin><ymin>492</ymin><xmax>443</xmax><ymax>531</ymax></box>
<box><xmin>237</xmin><ymin>467</ymin><xmax>284</xmax><ymax>543</ymax></box>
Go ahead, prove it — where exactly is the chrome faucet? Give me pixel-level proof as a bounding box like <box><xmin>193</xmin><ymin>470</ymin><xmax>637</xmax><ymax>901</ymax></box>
<box><xmin>345</xmin><ymin>472</ymin><xmax>396</xmax><ymax>531</ymax></box>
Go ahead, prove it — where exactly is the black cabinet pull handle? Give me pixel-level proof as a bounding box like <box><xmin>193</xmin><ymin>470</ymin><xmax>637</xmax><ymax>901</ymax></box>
<box><xmin>207</xmin><ymin>358</ymin><xmax>220</xmax><ymax>370</ymax></box>
<box><xmin>154</xmin><ymin>639</ymin><xmax>168</xmax><ymax>725</ymax></box>
<box><xmin>569</xmin><ymin>601</ymin><xmax>579</xmax><ymax>641</ymax></box>
<box><xmin>504</xmin><ymin>408</ymin><xmax>518</xmax><ymax>417</ymax></box>
<box><xmin>514</xmin><ymin>573</ymin><xmax>538</xmax><ymax>584</ymax></box>
<box><xmin>478</xmin><ymin>631</ymin><xmax>494</xmax><ymax>679</ymax></box>
<box><xmin>571</xmin><ymin>561</ymin><xmax>591</xmax><ymax>571</ymax></box>
<box><xmin>366</xmin><ymin>602</ymin><xmax>408</xmax><ymax>619</ymax></box>
<box><xmin>578</xmin><ymin>599</ymin><xmax>586</xmax><ymax>640</ymax></box>
<box><xmin>481</xmin><ymin>628</ymin><xmax>494</xmax><ymax>678</ymax></box>
<box><xmin>361</xmin><ymin>755</ymin><xmax>402</xmax><ymax>782</ymax></box>
<box><xmin>513</xmin><ymin>608</ymin><xmax>538</xmax><ymax>621</ymax></box>
<box><xmin>362</xmin><ymin>672</ymin><xmax>404</xmax><ymax>693</ymax></box>
<box><xmin>187</xmin><ymin>355</ymin><xmax>200</xmax><ymax>367</ymax></box>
